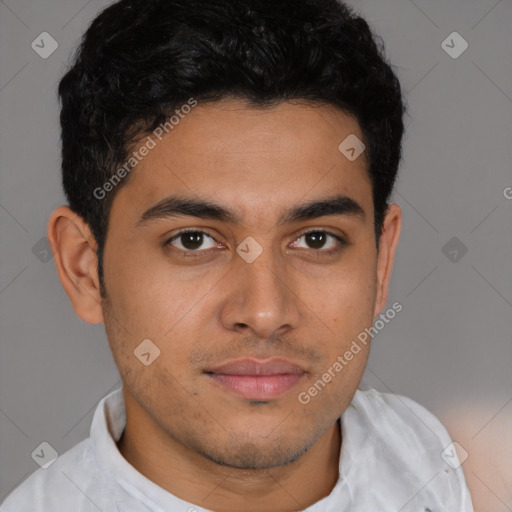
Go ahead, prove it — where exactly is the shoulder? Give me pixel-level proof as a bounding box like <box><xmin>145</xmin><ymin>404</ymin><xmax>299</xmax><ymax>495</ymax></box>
<box><xmin>0</xmin><ymin>438</ymin><xmax>113</xmax><ymax>512</ymax></box>
<box><xmin>344</xmin><ymin>387</ymin><xmax>474</xmax><ymax>511</ymax></box>
<box><xmin>352</xmin><ymin>386</ymin><xmax>455</xmax><ymax>445</ymax></box>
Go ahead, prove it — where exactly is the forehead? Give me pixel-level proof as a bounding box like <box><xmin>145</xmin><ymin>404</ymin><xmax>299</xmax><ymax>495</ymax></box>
<box><xmin>113</xmin><ymin>99</ymin><xmax>373</xmax><ymax>225</ymax></box>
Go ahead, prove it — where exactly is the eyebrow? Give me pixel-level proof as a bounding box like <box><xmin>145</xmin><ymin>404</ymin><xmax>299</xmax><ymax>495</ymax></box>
<box><xmin>137</xmin><ymin>193</ymin><xmax>365</xmax><ymax>227</ymax></box>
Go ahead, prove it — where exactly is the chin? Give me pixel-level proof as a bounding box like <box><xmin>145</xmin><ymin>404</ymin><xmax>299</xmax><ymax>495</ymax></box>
<box><xmin>189</xmin><ymin>431</ymin><xmax>317</xmax><ymax>470</ymax></box>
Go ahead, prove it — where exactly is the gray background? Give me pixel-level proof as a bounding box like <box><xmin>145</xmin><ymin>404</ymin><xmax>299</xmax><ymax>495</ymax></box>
<box><xmin>1</xmin><ymin>0</ymin><xmax>511</xmax><ymax>509</ymax></box>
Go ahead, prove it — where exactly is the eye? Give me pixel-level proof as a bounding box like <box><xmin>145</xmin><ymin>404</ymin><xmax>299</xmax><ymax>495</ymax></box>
<box><xmin>290</xmin><ymin>230</ymin><xmax>346</xmax><ymax>254</ymax></box>
<box><xmin>164</xmin><ymin>228</ymin><xmax>347</xmax><ymax>258</ymax></box>
<box><xmin>165</xmin><ymin>229</ymin><xmax>220</xmax><ymax>253</ymax></box>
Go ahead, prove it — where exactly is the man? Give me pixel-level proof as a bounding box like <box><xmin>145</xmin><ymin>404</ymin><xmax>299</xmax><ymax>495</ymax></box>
<box><xmin>1</xmin><ymin>0</ymin><xmax>474</xmax><ymax>510</ymax></box>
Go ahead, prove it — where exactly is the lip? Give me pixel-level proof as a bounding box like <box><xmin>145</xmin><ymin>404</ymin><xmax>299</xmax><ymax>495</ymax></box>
<box><xmin>205</xmin><ymin>358</ymin><xmax>307</xmax><ymax>400</ymax></box>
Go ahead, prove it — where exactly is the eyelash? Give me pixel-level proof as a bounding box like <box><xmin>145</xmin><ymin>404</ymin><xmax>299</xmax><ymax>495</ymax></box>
<box><xmin>164</xmin><ymin>228</ymin><xmax>347</xmax><ymax>258</ymax></box>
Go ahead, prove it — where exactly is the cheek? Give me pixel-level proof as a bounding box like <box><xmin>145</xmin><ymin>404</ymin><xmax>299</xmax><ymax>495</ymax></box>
<box><xmin>296</xmin><ymin>342</ymin><xmax>370</xmax><ymax>421</ymax></box>
<box><xmin>302</xmin><ymin>291</ymin><xmax>373</xmax><ymax>413</ymax></box>
<box><xmin>311</xmin><ymin>259</ymin><xmax>376</xmax><ymax>334</ymax></box>
<box><xmin>101</xmin><ymin>255</ymin><xmax>218</xmax><ymax>385</ymax></box>
<box><xmin>103</xmin><ymin>243</ymin><xmax>205</xmax><ymax>336</ymax></box>
<box><xmin>302</xmin><ymin>254</ymin><xmax>376</xmax><ymax>397</ymax></box>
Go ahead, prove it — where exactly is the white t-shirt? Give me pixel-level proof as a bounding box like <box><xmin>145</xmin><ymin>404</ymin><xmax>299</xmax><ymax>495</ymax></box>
<box><xmin>0</xmin><ymin>385</ymin><xmax>474</xmax><ymax>511</ymax></box>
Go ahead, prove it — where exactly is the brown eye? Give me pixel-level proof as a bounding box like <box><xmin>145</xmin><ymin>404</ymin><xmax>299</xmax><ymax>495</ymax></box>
<box><xmin>292</xmin><ymin>230</ymin><xmax>345</xmax><ymax>252</ymax></box>
<box><xmin>166</xmin><ymin>230</ymin><xmax>217</xmax><ymax>252</ymax></box>
<box><xmin>304</xmin><ymin>231</ymin><xmax>328</xmax><ymax>249</ymax></box>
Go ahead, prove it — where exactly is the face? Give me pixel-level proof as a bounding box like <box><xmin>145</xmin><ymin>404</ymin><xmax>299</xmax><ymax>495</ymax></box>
<box><xmin>62</xmin><ymin>99</ymin><xmax>401</xmax><ymax>470</ymax></box>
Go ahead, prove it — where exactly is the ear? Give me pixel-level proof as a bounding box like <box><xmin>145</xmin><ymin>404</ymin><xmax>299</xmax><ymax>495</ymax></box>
<box><xmin>373</xmin><ymin>203</ymin><xmax>402</xmax><ymax>320</ymax></box>
<box><xmin>47</xmin><ymin>206</ymin><xmax>104</xmax><ymax>324</ymax></box>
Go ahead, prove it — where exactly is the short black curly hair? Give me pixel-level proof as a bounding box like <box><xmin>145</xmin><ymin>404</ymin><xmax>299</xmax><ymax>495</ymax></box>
<box><xmin>58</xmin><ymin>0</ymin><xmax>405</xmax><ymax>290</ymax></box>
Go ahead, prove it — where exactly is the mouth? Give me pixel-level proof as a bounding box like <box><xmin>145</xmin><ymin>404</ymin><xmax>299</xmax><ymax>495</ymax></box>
<box><xmin>204</xmin><ymin>358</ymin><xmax>307</xmax><ymax>400</ymax></box>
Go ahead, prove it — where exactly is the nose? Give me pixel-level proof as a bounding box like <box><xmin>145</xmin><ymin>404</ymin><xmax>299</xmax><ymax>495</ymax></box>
<box><xmin>219</xmin><ymin>245</ymin><xmax>301</xmax><ymax>339</ymax></box>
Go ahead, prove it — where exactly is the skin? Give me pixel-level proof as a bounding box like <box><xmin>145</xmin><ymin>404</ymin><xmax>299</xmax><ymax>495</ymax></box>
<box><xmin>47</xmin><ymin>99</ymin><xmax>401</xmax><ymax>511</ymax></box>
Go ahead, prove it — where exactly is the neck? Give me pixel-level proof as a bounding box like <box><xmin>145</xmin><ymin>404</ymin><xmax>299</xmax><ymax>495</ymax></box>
<box><xmin>117</xmin><ymin>405</ymin><xmax>341</xmax><ymax>512</ymax></box>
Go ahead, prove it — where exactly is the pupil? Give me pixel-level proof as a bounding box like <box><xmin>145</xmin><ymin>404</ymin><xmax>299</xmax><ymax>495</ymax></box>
<box><xmin>306</xmin><ymin>232</ymin><xmax>325</xmax><ymax>249</ymax></box>
<box><xmin>182</xmin><ymin>232</ymin><xmax>203</xmax><ymax>250</ymax></box>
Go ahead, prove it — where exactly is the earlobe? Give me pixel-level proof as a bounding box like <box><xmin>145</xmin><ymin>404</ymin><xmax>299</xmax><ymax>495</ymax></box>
<box><xmin>373</xmin><ymin>203</ymin><xmax>402</xmax><ymax>320</ymax></box>
<box><xmin>47</xmin><ymin>206</ymin><xmax>104</xmax><ymax>324</ymax></box>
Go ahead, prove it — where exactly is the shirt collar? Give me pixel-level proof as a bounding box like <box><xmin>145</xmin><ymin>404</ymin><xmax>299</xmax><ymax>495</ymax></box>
<box><xmin>91</xmin><ymin>384</ymin><xmax>365</xmax><ymax>511</ymax></box>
